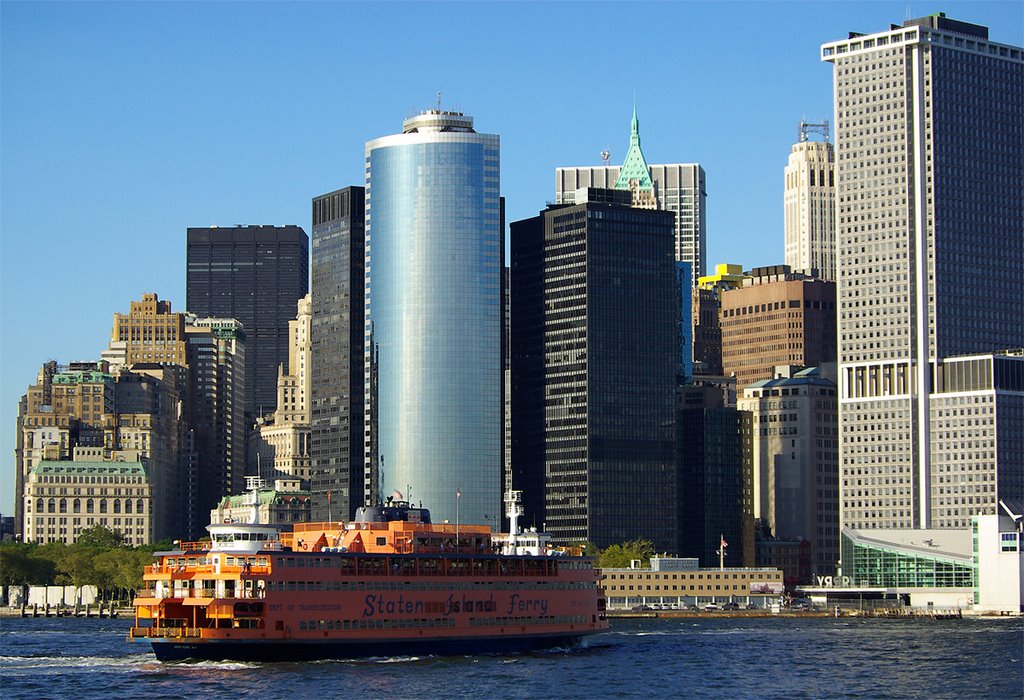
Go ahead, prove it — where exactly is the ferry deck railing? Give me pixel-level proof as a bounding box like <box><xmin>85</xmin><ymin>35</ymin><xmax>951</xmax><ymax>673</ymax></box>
<box><xmin>135</xmin><ymin>587</ymin><xmax>266</xmax><ymax>600</ymax></box>
<box><xmin>145</xmin><ymin>564</ymin><xmax>272</xmax><ymax>576</ymax></box>
<box><xmin>129</xmin><ymin>626</ymin><xmax>202</xmax><ymax>639</ymax></box>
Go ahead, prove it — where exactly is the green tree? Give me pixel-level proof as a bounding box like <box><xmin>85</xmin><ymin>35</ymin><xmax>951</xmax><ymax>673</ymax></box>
<box><xmin>0</xmin><ymin>543</ymin><xmax>57</xmax><ymax>586</ymax></box>
<box><xmin>75</xmin><ymin>525</ymin><xmax>126</xmax><ymax>549</ymax></box>
<box><xmin>54</xmin><ymin>526</ymin><xmax>124</xmax><ymax>594</ymax></box>
<box><xmin>1</xmin><ymin>526</ymin><xmax>157</xmax><ymax>600</ymax></box>
<box><xmin>94</xmin><ymin>549</ymin><xmax>137</xmax><ymax>603</ymax></box>
<box><xmin>55</xmin><ymin>546</ymin><xmax>99</xmax><ymax>588</ymax></box>
<box><xmin>598</xmin><ymin>539</ymin><xmax>656</xmax><ymax>569</ymax></box>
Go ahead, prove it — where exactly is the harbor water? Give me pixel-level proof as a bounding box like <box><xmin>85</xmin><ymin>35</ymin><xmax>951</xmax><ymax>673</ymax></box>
<box><xmin>1</xmin><ymin>615</ymin><xmax>1020</xmax><ymax>699</ymax></box>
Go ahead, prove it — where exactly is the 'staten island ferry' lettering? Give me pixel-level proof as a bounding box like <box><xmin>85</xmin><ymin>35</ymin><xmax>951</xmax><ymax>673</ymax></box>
<box><xmin>128</xmin><ymin>491</ymin><xmax>607</xmax><ymax>661</ymax></box>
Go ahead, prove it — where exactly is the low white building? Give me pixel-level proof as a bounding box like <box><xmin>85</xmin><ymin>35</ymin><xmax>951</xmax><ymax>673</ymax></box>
<box><xmin>798</xmin><ymin>500</ymin><xmax>1023</xmax><ymax>614</ymax></box>
<box><xmin>974</xmin><ymin>501</ymin><xmax>1024</xmax><ymax>613</ymax></box>
<box><xmin>601</xmin><ymin>558</ymin><xmax>785</xmax><ymax>610</ymax></box>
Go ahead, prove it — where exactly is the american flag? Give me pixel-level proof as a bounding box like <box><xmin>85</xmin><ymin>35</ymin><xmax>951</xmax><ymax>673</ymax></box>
<box><xmin>456</xmin><ymin>488</ymin><xmax>462</xmax><ymax>499</ymax></box>
<box><xmin>720</xmin><ymin>536</ymin><xmax>728</xmax><ymax>548</ymax></box>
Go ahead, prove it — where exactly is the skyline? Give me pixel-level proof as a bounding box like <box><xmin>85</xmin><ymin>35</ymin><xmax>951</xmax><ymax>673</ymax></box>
<box><xmin>2</xmin><ymin>1</ymin><xmax>1023</xmax><ymax>515</ymax></box>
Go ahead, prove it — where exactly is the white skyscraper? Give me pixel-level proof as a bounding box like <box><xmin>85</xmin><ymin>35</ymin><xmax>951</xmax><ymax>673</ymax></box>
<box><xmin>783</xmin><ymin>123</ymin><xmax>835</xmax><ymax>280</ymax></box>
<box><xmin>823</xmin><ymin>14</ymin><xmax>1024</xmax><ymax>533</ymax></box>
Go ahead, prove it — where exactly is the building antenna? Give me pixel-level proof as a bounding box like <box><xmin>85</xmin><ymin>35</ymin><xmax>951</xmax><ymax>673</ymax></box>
<box><xmin>437</xmin><ymin>91</ymin><xmax>442</xmax><ymax>111</ymax></box>
<box><xmin>798</xmin><ymin>119</ymin><xmax>830</xmax><ymax>143</ymax></box>
<box><xmin>601</xmin><ymin>149</ymin><xmax>611</xmax><ymax>165</ymax></box>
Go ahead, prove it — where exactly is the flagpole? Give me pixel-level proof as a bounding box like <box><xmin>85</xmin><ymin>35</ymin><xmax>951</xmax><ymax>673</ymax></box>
<box><xmin>456</xmin><ymin>488</ymin><xmax>461</xmax><ymax>548</ymax></box>
<box><xmin>719</xmin><ymin>533</ymin><xmax>725</xmax><ymax>571</ymax></box>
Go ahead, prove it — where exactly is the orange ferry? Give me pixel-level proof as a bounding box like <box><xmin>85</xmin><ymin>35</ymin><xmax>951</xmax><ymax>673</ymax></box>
<box><xmin>128</xmin><ymin>491</ymin><xmax>607</xmax><ymax>661</ymax></box>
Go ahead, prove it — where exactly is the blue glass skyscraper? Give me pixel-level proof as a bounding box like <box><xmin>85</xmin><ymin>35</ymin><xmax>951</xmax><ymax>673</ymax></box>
<box><xmin>365</xmin><ymin>110</ymin><xmax>501</xmax><ymax>526</ymax></box>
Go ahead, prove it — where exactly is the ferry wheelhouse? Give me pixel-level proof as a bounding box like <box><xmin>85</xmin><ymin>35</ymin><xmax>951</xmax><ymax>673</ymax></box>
<box><xmin>128</xmin><ymin>492</ymin><xmax>607</xmax><ymax>661</ymax></box>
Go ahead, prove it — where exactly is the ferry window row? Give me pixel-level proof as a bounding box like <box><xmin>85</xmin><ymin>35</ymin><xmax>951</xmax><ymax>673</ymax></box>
<box><xmin>213</xmin><ymin>532</ymin><xmax>274</xmax><ymax>543</ymax></box>
<box><xmin>298</xmin><ymin>617</ymin><xmax>456</xmax><ymax>631</ymax></box>
<box><xmin>273</xmin><ymin>556</ymin><xmax>562</xmax><ymax>577</ymax></box>
<box><xmin>468</xmin><ymin>615</ymin><xmax>588</xmax><ymax>627</ymax></box>
<box><xmin>604</xmin><ymin>572</ymin><xmax>779</xmax><ymax>581</ymax></box>
<box><xmin>163</xmin><ymin>556</ymin><xmax>269</xmax><ymax>568</ymax></box>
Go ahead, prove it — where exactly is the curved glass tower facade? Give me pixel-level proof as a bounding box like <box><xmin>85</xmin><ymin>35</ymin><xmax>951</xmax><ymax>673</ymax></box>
<box><xmin>365</xmin><ymin>110</ymin><xmax>501</xmax><ymax>526</ymax></box>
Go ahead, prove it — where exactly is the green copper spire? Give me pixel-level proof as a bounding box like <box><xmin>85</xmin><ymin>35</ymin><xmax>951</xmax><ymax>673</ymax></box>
<box><xmin>615</xmin><ymin>105</ymin><xmax>653</xmax><ymax>191</ymax></box>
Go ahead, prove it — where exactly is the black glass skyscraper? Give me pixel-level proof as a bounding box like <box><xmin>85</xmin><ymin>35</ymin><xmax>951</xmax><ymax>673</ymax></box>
<box><xmin>309</xmin><ymin>187</ymin><xmax>365</xmax><ymax>520</ymax></box>
<box><xmin>676</xmin><ymin>385</ymin><xmax>750</xmax><ymax>567</ymax></box>
<box><xmin>511</xmin><ymin>188</ymin><xmax>678</xmax><ymax>551</ymax></box>
<box><xmin>186</xmin><ymin>225</ymin><xmax>309</xmax><ymax>422</ymax></box>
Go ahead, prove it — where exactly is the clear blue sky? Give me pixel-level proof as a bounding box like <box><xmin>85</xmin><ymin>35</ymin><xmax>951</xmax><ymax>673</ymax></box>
<box><xmin>2</xmin><ymin>1</ymin><xmax>1021</xmax><ymax>515</ymax></box>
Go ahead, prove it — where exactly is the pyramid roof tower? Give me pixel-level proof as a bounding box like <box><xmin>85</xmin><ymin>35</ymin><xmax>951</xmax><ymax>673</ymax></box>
<box><xmin>614</xmin><ymin>106</ymin><xmax>653</xmax><ymax>191</ymax></box>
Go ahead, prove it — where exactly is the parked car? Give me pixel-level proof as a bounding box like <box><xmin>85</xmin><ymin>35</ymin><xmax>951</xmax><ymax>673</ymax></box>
<box><xmin>702</xmin><ymin>603</ymin><xmax>722</xmax><ymax>611</ymax></box>
<box><xmin>745</xmin><ymin>603</ymin><xmax>760</xmax><ymax>610</ymax></box>
<box><xmin>632</xmin><ymin>604</ymin><xmax>653</xmax><ymax>611</ymax></box>
<box><xmin>722</xmin><ymin>602</ymin><xmax>740</xmax><ymax>611</ymax></box>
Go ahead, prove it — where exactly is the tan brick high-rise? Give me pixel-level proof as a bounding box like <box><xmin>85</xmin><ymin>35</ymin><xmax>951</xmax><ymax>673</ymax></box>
<box><xmin>720</xmin><ymin>266</ymin><xmax>836</xmax><ymax>391</ymax></box>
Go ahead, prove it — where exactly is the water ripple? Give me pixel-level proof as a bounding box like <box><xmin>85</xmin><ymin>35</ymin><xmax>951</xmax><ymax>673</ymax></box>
<box><xmin>1</xmin><ymin>616</ymin><xmax>1020</xmax><ymax>700</ymax></box>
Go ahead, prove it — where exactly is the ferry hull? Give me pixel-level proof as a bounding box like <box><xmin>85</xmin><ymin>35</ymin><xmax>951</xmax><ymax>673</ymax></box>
<box><xmin>147</xmin><ymin>629</ymin><xmax>603</xmax><ymax>662</ymax></box>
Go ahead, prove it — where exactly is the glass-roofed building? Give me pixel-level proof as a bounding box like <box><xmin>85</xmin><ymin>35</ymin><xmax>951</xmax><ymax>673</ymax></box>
<box><xmin>799</xmin><ymin>502</ymin><xmax>1024</xmax><ymax>612</ymax></box>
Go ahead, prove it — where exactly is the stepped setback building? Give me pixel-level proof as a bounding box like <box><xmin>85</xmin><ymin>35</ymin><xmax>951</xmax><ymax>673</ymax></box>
<box><xmin>17</xmin><ymin>360</ymin><xmax>187</xmax><ymax>543</ymax></box>
<box><xmin>784</xmin><ymin>124</ymin><xmax>836</xmax><ymax>280</ymax></box>
<box><xmin>251</xmin><ymin>295</ymin><xmax>312</xmax><ymax>487</ymax></box>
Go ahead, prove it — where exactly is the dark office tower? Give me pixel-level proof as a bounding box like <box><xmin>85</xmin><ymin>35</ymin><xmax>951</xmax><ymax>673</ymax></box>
<box><xmin>502</xmin><ymin>264</ymin><xmax>511</xmax><ymax>500</ymax></box>
<box><xmin>511</xmin><ymin>188</ymin><xmax>678</xmax><ymax>551</ymax></box>
<box><xmin>309</xmin><ymin>188</ymin><xmax>365</xmax><ymax>521</ymax></box>
<box><xmin>677</xmin><ymin>385</ymin><xmax>750</xmax><ymax>567</ymax></box>
<box><xmin>510</xmin><ymin>213</ymin><xmax>547</xmax><ymax>528</ymax></box>
<box><xmin>692</xmin><ymin>287</ymin><xmax>723</xmax><ymax>376</ymax></box>
<box><xmin>186</xmin><ymin>225</ymin><xmax>309</xmax><ymax>422</ymax></box>
<box><xmin>184</xmin><ymin>317</ymin><xmax>246</xmax><ymax>539</ymax></box>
